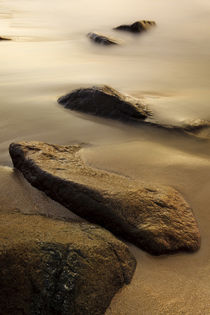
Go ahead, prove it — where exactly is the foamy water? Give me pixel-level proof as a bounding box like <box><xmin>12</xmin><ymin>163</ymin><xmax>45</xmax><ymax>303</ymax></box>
<box><xmin>0</xmin><ymin>0</ymin><xmax>210</xmax><ymax>313</ymax></box>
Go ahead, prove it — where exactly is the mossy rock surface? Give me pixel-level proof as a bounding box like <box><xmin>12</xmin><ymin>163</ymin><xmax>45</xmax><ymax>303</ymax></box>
<box><xmin>0</xmin><ymin>212</ymin><xmax>136</xmax><ymax>315</ymax></box>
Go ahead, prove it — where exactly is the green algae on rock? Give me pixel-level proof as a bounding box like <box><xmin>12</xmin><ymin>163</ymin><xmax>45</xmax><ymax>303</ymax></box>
<box><xmin>0</xmin><ymin>212</ymin><xmax>136</xmax><ymax>315</ymax></box>
<box><xmin>9</xmin><ymin>141</ymin><xmax>201</xmax><ymax>255</ymax></box>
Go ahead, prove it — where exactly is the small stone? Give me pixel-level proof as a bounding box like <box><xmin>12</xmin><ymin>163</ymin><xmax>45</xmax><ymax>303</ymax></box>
<box><xmin>0</xmin><ymin>36</ymin><xmax>11</xmax><ymax>41</ymax></box>
<box><xmin>87</xmin><ymin>32</ymin><xmax>119</xmax><ymax>46</ymax></box>
<box><xmin>114</xmin><ymin>20</ymin><xmax>156</xmax><ymax>33</ymax></box>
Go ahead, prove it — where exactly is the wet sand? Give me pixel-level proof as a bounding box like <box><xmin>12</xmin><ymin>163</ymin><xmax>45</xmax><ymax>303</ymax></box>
<box><xmin>0</xmin><ymin>166</ymin><xmax>82</xmax><ymax>221</ymax></box>
<box><xmin>82</xmin><ymin>142</ymin><xmax>210</xmax><ymax>314</ymax></box>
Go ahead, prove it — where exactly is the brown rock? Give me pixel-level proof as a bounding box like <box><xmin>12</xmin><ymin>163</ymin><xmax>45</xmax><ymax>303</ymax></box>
<box><xmin>0</xmin><ymin>36</ymin><xmax>11</xmax><ymax>41</ymax></box>
<box><xmin>9</xmin><ymin>141</ymin><xmax>201</xmax><ymax>255</ymax></box>
<box><xmin>57</xmin><ymin>85</ymin><xmax>210</xmax><ymax>139</ymax></box>
<box><xmin>57</xmin><ymin>85</ymin><xmax>151</xmax><ymax>121</ymax></box>
<box><xmin>0</xmin><ymin>212</ymin><xmax>136</xmax><ymax>315</ymax></box>
<box><xmin>114</xmin><ymin>20</ymin><xmax>156</xmax><ymax>33</ymax></box>
<box><xmin>87</xmin><ymin>32</ymin><xmax>119</xmax><ymax>46</ymax></box>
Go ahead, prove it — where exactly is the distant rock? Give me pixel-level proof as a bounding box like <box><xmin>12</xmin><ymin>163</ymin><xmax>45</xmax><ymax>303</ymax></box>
<box><xmin>87</xmin><ymin>32</ymin><xmax>119</xmax><ymax>45</ymax></box>
<box><xmin>9</xmin><ymin>141</ymin><xmax>201</xmax><ymax>255</ymax></box>
<box><xmin>0</xmin><ymin>36</ymin><xmax>11</xmax><ymax>41</ymax></box>
<box><xmin>114</xmin><ymin>20</ymin><xmax>156</xmax><ymax>33</ymax></box>
<box><xmin>58</xmin><ymin>85</ymin><xmax>151</xmax><ymax>121</ymax></box>
<box><xmin>0</xmin><ymin>212</ymin><xmax>136</xmax><ymax>315</ymax></box>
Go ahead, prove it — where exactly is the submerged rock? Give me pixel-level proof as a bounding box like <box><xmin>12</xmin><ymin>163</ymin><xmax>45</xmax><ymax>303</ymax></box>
<box><xmin>57</xmin><ymin>85</ymin><xmax>209</xmax><ymax>139</ymax></box>
<box><xmin>151</xmin><ymin>118</ymin><xmax>210</xmax><ymax>138</ymax></box>
<box><xmin>87</xmin><ymin>32</ymin><xmax>119</xmax><ymax>45</ymax></box>
<box><xmin>58</xmin><ymin>85</ymin><xmax>151</xmax><ymax>121</ymax></box>
<box><xmin>9</xmin><ymin>141</ymin><xmax>201</xmax><ymax>255</ymax></box>
<box><xmin>0</xmin><ymin>36</ymin><xmax>11</xmax><ymax>41</ymax></box>
<box><xmin>182</xmin><ymin>119</ymin><xmax>210</xmax><ymax>133</ymax></box>
<box><xmin>114</xmin><ymin>20</ymin><xmax>156</xmax><ymax>33</ymax></box>
<box><xmin>0</xmin><ymin>212</ymin><xmax>136</xmax><ymax>315</ymax></box>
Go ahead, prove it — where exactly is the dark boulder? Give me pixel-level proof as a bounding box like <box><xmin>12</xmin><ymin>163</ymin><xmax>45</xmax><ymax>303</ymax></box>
<box><xmin>57</xmin><ymin>85</ymin><xmax>210</xmax><ymax>139</ymax></box>
<box><xmin>58</xmin><ymin>85</ymin><xmax>151</xmax><ymax>121</ymax></box>
<box><xmin>114</xmin><ymin>20</ymin><xmax>156</xmax><ymax>33</ymax></box>
<box><xmin>87</xmin><ymin>32</ymin><xmax>119</xmax><ymax>46</ymax></box>
<box><xmin>0</xmin><ymin>212</ymin><xmax>136</xmax><ymax>315</ymax></box>
<box><xmin>9</xmin><ymin>141</ymin><xmax>201</xmax><ymax>255</ymax></box>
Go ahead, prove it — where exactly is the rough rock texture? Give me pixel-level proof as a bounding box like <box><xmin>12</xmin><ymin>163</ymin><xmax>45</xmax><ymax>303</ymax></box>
<box><xmin>114</xmin><ymin>20</ymin><xmax>156</xmax><ymax>33</ymax></box>
<box><xmin>87</xmin><ymin>32</ymin><xmax>119</xmax><ymax>45</ymax></box>
<box><xmin>58</xmin><ymin>85</ymin><xmax>150</xmax><ymax>121</ymax></box>
<box><xmin>0</xmin><ymin>212</ymin><xmax>136</xmax><ymax>315</ymax></box>
<box><xmin>9</xmin><ymin>141</ymin><xmax>201</xmax><ymax>255</ymax></box>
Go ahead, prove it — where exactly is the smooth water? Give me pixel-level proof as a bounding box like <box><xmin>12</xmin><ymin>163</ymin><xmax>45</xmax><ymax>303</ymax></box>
<box><xmin>1</xmin><ymin>0</ymin><xmax>210</xmax><ymax>313</ymax></box>
<box><xmin>1</xmin><ymin>0</ymin><xmax>210</xmax><ymax>164</ymax></box>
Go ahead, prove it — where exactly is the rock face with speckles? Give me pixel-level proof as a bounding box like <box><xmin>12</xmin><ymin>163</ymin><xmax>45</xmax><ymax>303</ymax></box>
<box><xmin>58</xmin><ymin>85</ymin><xmax>151</xmax><ymax>121</ymax></box>
<box><xmin>9</xmin><ymin>141</ymin><xmax>201</xmax><ymax>255</ymax></box>
<box><xmin>0</xmin><ymin>213</ymin><xmax>136</xmax><ymax>315</ymax></box>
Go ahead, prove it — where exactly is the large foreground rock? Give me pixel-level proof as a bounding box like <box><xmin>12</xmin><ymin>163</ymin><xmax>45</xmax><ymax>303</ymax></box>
<box><xmin>58</xmin><ymin>85</ymin><xmax>150</xmax><ymax>121</ymax></box>
<box><xmin>9</xmin><ymin>142</ymin><xmax>201</xmax><ymax>255</ymax></box>
<box><xmin>0</xmin><ymin>212</ymin><xmax>136</xmax><ymax>315</ymax></box>
<box><xmin>114</xmin><ymin>20</ymin><xmax>156</xmax><ymax>33</ymax></box>
<box><xmin>87</xmin><ymin>32</ymin><xmax>119</xmax><ymax>46</ymax></box>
